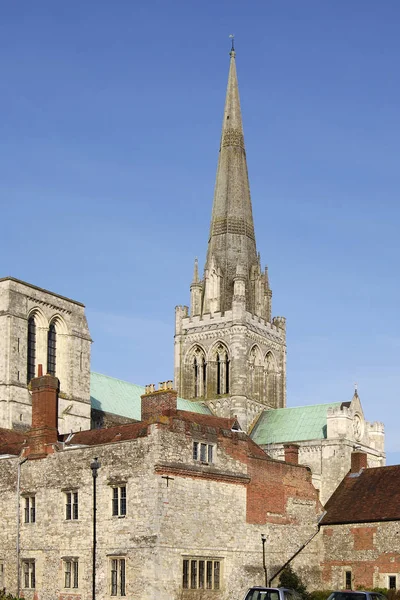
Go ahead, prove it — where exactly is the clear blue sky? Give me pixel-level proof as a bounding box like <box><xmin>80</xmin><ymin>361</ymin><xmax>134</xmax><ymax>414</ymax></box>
<box><xmin>2</xmin><ymin>1</ymin><xmax>400</xmax><ymax>463</ymax></box>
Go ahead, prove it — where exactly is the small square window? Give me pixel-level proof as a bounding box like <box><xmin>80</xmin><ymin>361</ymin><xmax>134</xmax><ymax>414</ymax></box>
<box><xmin>193</xmin><ymin>442</ymin><xmax>214</xmax><ymax>464</ymax></box>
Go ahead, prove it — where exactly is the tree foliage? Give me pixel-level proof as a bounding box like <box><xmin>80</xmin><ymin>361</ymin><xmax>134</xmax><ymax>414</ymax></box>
<box><xmin>279</xmin><ymin>565</ymin><xmax>308</xmax><ymax>598</ymax></box>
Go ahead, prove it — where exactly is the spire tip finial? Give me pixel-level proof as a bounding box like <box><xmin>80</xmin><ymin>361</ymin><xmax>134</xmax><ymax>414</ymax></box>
<box><xmin>229</xmin><ymin>34</ymin><xmax>235</xmax><ymax>56</ymax></box>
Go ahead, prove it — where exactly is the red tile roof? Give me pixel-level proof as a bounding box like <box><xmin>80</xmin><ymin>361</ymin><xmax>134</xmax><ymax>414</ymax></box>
<box><xmin>0</xmin><ymin>428</ymin><xmax>25</xmax><ymax>455</ymax></box>
<box><xmin>321</xmin><ymin>465</ymin><xmax>400</xmax><ymax>525</ymax></box>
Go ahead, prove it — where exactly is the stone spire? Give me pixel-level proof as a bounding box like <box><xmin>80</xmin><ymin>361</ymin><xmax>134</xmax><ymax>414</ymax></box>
<box><xmin>203</xmin><ymin>46</ymin><xmax>260</xmax><ymax>314</ymax></box>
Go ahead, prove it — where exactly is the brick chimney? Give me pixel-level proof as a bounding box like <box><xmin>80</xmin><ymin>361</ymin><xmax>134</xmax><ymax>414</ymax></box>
<box><xmin>27</xmin><ymin>365</ymin><xmax>59</xmax><ymax>458</ymax></box>
<box><xmin>351</xmin><ymin>450</ymin><xmax>367</xmax><ymax>473</ymax></box>
<box><xmin>284</xmin><ymin>443</ymin><xmax>299</xmax><ymax>465</ymax></box>
<box><xmin>141</xmin><ymin>381</ymin><xmax>177</xmax><ymax>421</ymax></box>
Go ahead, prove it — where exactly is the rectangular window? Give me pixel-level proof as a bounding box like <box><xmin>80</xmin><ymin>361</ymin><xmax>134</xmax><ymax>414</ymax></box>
<box><xmin>66</xmin><ymin>492</ymin><xmax>79</xmax><ymax>520</ymax></box>
<box><xmin>0</xmin><ymin>562</ymin><xmax>4</xmax><ymax>589</ymax></box>
<box><xmin>389</xmin><ymin>576</ymin><xmax>396</xmax><ymax>590</ymax></box>
<box><xmin>64</xmin><ymin>560</ymin><xmax>79</xmax><ymax>588</ymax></box>
<box><xmin>193</xmin><ymin>442</ymin><xmax>214</xmax><ymax>464</ymax></box>
<box><xmin>22</xmin><ymin>560</ymin><xmax>35</xmax><ymax>589</ymax></box>
<box><xmin>345</xmin><ymin>571</ymin><xmax>352</xmax><ymax>589</ymax></box>
<box><xmin>24</xmin><ymin>496</ymin><xmax>35</xmax><ymax>523</ymax></box>
<box><xmin>110</xmin><ymin>558</ymin><xmax>126</xmax><ymax>596</ymax></box>
<box><xmin>182</xmin><ymin>558</ymin><xmax>221</xmax><ymax>590</ymax></box>
<box><xmin>112</xmin><ymin>487</ymin><xmax>126</xmax><ymax>517</ymax></box>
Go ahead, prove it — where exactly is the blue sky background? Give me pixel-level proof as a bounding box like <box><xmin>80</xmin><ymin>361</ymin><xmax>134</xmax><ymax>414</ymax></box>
<box><xmin>2</xmin><ymin>1</ymin><xmax>400</xmax><ymax>462</ymax></box>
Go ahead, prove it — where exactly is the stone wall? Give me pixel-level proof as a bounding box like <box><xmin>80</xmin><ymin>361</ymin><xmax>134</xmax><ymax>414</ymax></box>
<box><xmin>319</xmin><ymin>522</ymin><xmax>400</xmax><ymax>590</ymax></box>
<box><xmin>0</xmin><ymin>415</ymin><xmax>322</xmax><ymax>600</ymax></box>
<box><xmin>0</xmin><ymin>277</ymin><xmax>91</xmax><ymax>433</ymax></box>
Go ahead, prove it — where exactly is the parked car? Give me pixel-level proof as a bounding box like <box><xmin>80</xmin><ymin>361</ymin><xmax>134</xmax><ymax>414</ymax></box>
<box><xmin>244</xmin><ymin>587</ymin><xmax>304</xmax><ymax>600</ymax></box>
<box><xmin>327</xmin><ymin>592</ymin><xmax>387</xmax><ymax>600</ymax></box>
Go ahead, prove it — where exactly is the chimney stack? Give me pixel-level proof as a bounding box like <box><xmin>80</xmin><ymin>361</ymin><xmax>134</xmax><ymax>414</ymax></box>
<box><xmin>141</xmin><ymin>381</ymin><xmax>177</xmax><ymax>422</ymax></box>
<box><xmin>27</xmin><ymin>365</ymin><xmax>59</xmax><ymax>458</ymax></box>
<box><xmin>284</xmin><ymin>443</ymin><xmax>299</xmax><ymax>465</ymax></box>
<box><xmin>351</xmin><ymin>450</ymin><xmax>367</xmax><ymax>473</ymax></box>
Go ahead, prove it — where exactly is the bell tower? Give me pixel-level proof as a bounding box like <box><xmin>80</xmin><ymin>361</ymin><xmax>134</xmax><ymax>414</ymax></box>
<box><xmin>174</xmin><ymin>45</ymin><xmax>286</xmax><ymax>432</ymax></box>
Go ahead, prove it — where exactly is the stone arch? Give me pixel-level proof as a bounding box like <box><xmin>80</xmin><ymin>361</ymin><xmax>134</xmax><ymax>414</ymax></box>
<box><xmin>209</xmin><ymin>342</ymin><xmax>230</xmax><ymax>395</ymax></box>
<box><xmin>249</xmin><ymin>345</ymin><xmax>263</xmax><ymax>401</ymax></box>
<box><xmin>26</xmin><ymin>308</ymin><xmax>48</xmax><ymax>382</ymax></box>
<box><xmin>47</xmin><ymin>314</ymin><xmax>69</xmax><ymax>389</ymax></box>
<box><xmin>265</xmin><ymin>351</ymin><xmax>279</xmax><ymax>408</ymax></box>
<box><xmin>184</xmin><ymin>344</ymin><xmax>207</xmax><ymax>399</ymax></box>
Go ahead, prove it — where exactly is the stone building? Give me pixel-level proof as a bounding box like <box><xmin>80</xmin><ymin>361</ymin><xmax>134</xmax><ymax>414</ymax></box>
<box><xmin>317</xmin><ymin>451</ymin><xmax>400</xmax><ymax>590</ymax></box>
<box><xmin>0</xmin><ymin>370</ymin><xmax>322</xmax><ymax>600</ymax></box>
<box><xmin>0</xmin><ymin>277</ymin><xmax>92</xmax><ymax>434</ymax></box>
<box><xmin>174</xmin><ymin>46</ymin><xmax>287</xmax><ymax>433</ymax></box>
<box><xmin>251</xmin><ymin>390</ymin><xmax>385</xmax><ymax>504</ymax></box>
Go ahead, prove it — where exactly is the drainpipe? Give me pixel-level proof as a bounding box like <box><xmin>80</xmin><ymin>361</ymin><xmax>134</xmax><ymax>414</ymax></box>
<box><xmin>16</xmin><ymin>456</ymin><xmax>28</xmax><ymax>596</ymax></box>
<box><xmin>90</xmin><ymin>458</ymin><xmax>101</xmax><ymax>600</ymax></box>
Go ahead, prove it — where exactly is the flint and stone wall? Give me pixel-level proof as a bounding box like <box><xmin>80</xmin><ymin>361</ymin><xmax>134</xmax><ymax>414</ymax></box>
<box><xmin>0</xmin><ymin>419</ymin><xmax>321</xmax><ymax>600</ymax></box>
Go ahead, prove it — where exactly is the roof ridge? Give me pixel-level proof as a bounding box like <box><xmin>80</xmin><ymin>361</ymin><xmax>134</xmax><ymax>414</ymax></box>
<box><xmin>271</xmin><ymin>402</ymin><xmax>342</xmax><ymax>411</ymax></box>
<box><xmin>91</xmin><ymin>371</ymin><xmax>145</xmax><ymax>388</ymax></box>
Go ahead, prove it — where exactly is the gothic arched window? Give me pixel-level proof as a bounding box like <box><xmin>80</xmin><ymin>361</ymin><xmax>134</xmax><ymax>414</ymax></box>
<box><xmin>192</xmin><ymin>347</ymin><xmax>207</xmax><ymax>398</ymax></box>
<box><xmin>215</xmin><ymin>344</ymin><xmax>229</xmax><ymax>395</ymax></box>
<box><xmin>47</xmin><ymin>323</ymin><xmax>57</xmax><ymax>376</ymax></box>
<box><xmin>27</xmin><ymin>316</ymin><xmax>36</xmax><ymax>383</ymax></box>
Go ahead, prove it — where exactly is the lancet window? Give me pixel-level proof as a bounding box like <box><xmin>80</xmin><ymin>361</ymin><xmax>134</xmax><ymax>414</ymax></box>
<box><xmin>192</xmin><ymin>347</ymin><xmax>207</xmax><ymax>398</ymax></box>
<box><xmin>27</xmin><ymin>316</ymin><xmax>36</xmax><ymax>383</ymax></box>
<box><xmin>215</xmin><ymin>344</ymin><xmax>229</xmax><ymax>395</ymax></box>
<box><xmin>265</xmin><ymin>352</ymin><xmax>277</xmax><ymax>407</ymax></box>
<box><xmin>249</xmin><ymin>346</ymin><xmax>263</xmax><ymax>401</ymax></box>
<box><xmin>47</xmin><ymin>322</ymin><xmax>57</xmax><ymax>377</ymax></box>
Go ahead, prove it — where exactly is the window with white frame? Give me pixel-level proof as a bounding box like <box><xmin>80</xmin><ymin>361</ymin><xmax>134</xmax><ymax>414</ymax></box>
<box><xmin>389</xmin><ymin>576</ymin><xmax>397</xmax><ymax>590</ymax></box>
<box><xmin>64</xmin><ymin>559</ymin><xmax>79</xmax><ymax>589</ymax></box>
<box><xmin>112</xmin><ymin>486</ymin><xmax>126</xmax><ymax>517</ymax></box>
<box><xmin>110</xmin><ymin>558</ymin><xmax>126</xmax><ymax>596</ymax></box>
<box><xmin>65</xmin><ymin>491</ymin><xmax>78</xmax><ymax>520</ymax></box>
<box><xmin>22</xmin><ymin>560</ymin><xmax>35</xmax><ymax>589</ymax></box>
<box><xmin>182</xmin><ymin>557</ymin><xmax>221</xmax><ymax>590</ymax></box>
<box><xmin>24</xmin><ymin>496</ymin><xmax>35</xmax><ymax>523</ymax></box>
<box><xmin>193</xmin><ymin>441</ymin><xmax>214</xmax><ymax>463</ymax></box>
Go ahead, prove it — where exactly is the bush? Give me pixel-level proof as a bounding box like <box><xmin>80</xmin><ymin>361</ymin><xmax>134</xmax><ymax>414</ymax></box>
<box><xmin>0</xmin><ymin>590</ymin><xmax>23</xmax><ymax>600</ymax></box>
<box><xmin>279</xmin><ymin>565</ymin><xmax>308</xmax><ymax>598</ymax></box>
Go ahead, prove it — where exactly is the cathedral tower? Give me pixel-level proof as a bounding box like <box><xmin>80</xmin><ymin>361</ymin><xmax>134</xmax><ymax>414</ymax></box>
<box><xmin>174</xmin><ymin>47</ymin><xmax>287</xmax><ymax>431</ymax></box>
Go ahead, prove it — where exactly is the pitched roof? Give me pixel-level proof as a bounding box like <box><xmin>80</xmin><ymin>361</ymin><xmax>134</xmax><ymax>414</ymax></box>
<box><xmin>64</xmin><ymin>410</ymin><xmax>242</xmax><ymax>448</ymax></box>
<box><xmin>90</xmin><ymin>372</ymin><xmax>211</xmax><ymax>420</ymax></box>
<box><xmin>0</xmin><ymin>428</ymin><xmax>25</xmax><ymax>455</ymax></box>
<box><xmin>321</xmin><ymin>465</ymin><xmax>400</xmax><ymax>525</ymax></box>
<box><xmin>251</xmin><ymin>403</ymin><xmax>341</xmax><ymax>445</ymax></box>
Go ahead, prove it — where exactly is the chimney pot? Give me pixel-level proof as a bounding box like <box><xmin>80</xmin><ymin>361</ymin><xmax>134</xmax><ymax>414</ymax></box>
<box><xmin>141</xmin><ymin>382</ymin><xmax>178</xmax><ymax>421</ymax></box>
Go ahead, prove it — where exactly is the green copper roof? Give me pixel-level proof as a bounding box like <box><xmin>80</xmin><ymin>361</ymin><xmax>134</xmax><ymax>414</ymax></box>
<box><xmin>90</xmin><ymin>372</ymin><xmax>211</xmax><ymax>421</ymax></box>
<box><xmin>250</xmin><ymin>402</ymin><xmax>342</xmax><ymax>445</ymax></box>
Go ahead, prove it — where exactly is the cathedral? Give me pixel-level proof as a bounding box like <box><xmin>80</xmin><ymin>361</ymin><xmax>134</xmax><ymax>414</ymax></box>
<box><xmin>0</xmin><ymin>49</ymin><xmax>390</xmax><ymax>600</ymax></box>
